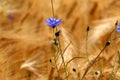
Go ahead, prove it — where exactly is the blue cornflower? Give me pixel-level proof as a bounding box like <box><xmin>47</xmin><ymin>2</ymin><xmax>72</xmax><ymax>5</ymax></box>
<box><xmin>45</xmin><ymin>17</ymin><xmax>62</xmax><ymax>28</ymax></box>
<box><xmin>117</xmin><ymin>26</ymin><xmax>120</xmax><ymax>33</ymax></box>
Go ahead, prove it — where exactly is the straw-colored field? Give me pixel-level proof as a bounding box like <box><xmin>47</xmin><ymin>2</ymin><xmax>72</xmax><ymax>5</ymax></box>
<box><xmin>0</xmin><ymin>0</ymin><xmax>120</xmax><ymax>80</ymax></box>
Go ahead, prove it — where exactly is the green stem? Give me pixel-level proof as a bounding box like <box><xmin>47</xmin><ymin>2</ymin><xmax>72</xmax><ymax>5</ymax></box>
<box><xmin>50</xmin><ymin>0</ymin><xmax>61</xmax><ymax>79</ymax></box>
<box><xmin>56</xmin><ymin>42</ymin><xmax>71</xmax><ymax>63</ymax></box>
<box><xmin>58</xmin><ymin>37</ymin><xmax>68</xmax><ymax>80</ymax></box>
<box><xmin>52</xmin><ymin>28</ymin><xmax>60</xmax><ymax>78</ymax></box>
<box><xmin>109</xmin><ymin>54</ymin><xmax>118</xmax><ymax>80</ymax></box>
<box><xmin>54</xmin><ymin>45</ymin><xmax>60</xmax><ymax>78</ymax></box>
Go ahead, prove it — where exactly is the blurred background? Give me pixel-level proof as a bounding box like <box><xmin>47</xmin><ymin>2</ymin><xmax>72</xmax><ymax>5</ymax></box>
<box><xmin>0</xmin><ymin>0</ymin><xmax>120</xmax><ymax>80</ymax></box>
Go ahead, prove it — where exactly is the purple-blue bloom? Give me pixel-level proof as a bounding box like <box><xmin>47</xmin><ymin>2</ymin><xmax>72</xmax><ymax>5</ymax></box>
<box><xmin>45</xmin><ymin>17</ymin><xmax>61</xmax><ymax>28</ymax></box>
<box><xmin>117</xmin><ymin>26</ymin><xmax>120</xmax><ymax>33</ymax></box>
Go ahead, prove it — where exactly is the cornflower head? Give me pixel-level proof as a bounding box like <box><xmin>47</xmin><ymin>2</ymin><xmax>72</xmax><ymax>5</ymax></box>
<box><xmin>117</xmin><ymin>25</ymin><xmax>120</xmax><ymax>33</ymax></box>
<box><xmin>45</xmin><ymin>17</ymin><xmax>62</xmax><ymax>28</ymax></box>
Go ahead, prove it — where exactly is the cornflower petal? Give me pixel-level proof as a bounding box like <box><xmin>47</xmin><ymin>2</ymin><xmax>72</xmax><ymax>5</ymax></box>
<box><xmin>117</xmin><ymin>26</ymin><xmax>120</xmax><ymax>33</ymax></box>
<box><xmin>45</xmin><ymin>17</ymin><xmax>62</xmax><ymax>28</ymax></box>
<box><xmin>55</xmin><ymin>19</ymin><xmax>62</xmax><ymax>26</ymax></box>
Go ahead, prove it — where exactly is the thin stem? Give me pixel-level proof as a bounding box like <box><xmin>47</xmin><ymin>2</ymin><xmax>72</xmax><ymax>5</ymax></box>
<box><xmin>106</xmin><ymin>29</ymin><xmax>115</xmax><ymax>41</ymax></box>
<box><xmin>112</xmin><ymin>50</ymin><xmax>120</xmax><ymax>80</ymax></box>
<box><xmin>86</xmin><ymin>29</ymin><xmax>90</xmax><ymax>63</ymax></box>
<box><xmin>114</xmin><ymin>64</ymin><xmax>120</xmax><ymax>79</ymax></box>
<box><xmin>81</xmin><ymin>27</ymin><xmax>115</xmax><ymax>80</ymax></box>
<box><xmin>109</xmin><ymin>53</ymin><xmax>118</xmax><ymax>80</ymax></box>
<box><xmin>66</xmin><ymin>57</ymin><xmax>84</xmax><ymax>67</ymax></box>
<box><xmin>52</xmin><ymin>28</ymin><xmax>60</xmax><ymax>78</ymax></box>
<box><xmin>52</xmin><ymin>28</ymin><xmax>55</xmax><ymax>38</ymax></box>
<box><xmin>62</xmin><ymin>41</ymin><xmax>71</xmax><ymax>56</ymax></box>
<box><xmin>56</xmin><ymin>41</ymin><xmax>71</xmax><ymax>62</ymax></box>
<box><xmin>54</xmin><ymin>45</ymin><xmax>60</xmax><ymax>78</ymax></box>
<box><xmin>51</xmin><ymin>0</ymin><xmax>55</xmax><ymax>17</ymax></box>
<box><xmin>55</xmin><ymin>46</ymin><xmax>60</xmax><ymax>61</ymax></box>
<box><xmin>27</xmin><ymin>71</ymin><xmax>31</xmax><ymax>80</ymax></box>
<box><xmin>81</xmin><ymin>44</ymin><xmax>107</xmax><ymax>80</ymax></box>
<box><xmin>50</xmin><ymin>0</ymin><xmax>60</xmax><ymax>79</ymax></box>
<box><xmin>57</xmin><ymin>37</ymin><xmax>68</xmax><ymax>80</ymax></box>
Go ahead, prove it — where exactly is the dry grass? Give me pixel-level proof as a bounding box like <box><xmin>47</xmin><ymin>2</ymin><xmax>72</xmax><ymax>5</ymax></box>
<box><xmin>0</xmin><ymin>0</ymin><xmax>120</xmax><ymax>80</ymax></box>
